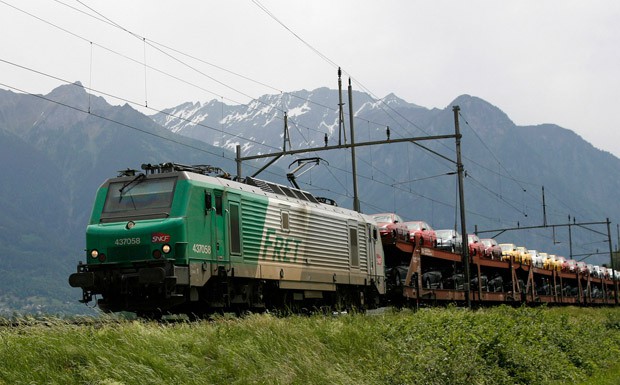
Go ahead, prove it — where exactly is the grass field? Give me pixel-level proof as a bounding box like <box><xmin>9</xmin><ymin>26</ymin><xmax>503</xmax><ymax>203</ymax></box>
<box><xmin>0</xmin><ymin>306</ymin><xmax>619</xmax><ymax>384</ymax></box>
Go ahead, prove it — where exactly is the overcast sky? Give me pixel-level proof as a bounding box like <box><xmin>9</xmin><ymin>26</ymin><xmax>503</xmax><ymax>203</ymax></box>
<box><xmin>1</xmin><ymin>1</ymin><xmax>619</xmax><ymax>157</ymax></box>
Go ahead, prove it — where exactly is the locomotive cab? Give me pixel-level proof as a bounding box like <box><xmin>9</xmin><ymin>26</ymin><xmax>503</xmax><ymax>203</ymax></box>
<box><xmin>69</xmin><ymin>165</ymin><xmax>200</xmax><ymax>312</ymax></box>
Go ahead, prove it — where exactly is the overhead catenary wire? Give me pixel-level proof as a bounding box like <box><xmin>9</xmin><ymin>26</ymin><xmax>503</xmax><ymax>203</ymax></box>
<box><xmin>58</xmin><ymin>0</ymin><xmax>407</xmax><ymax>151</ymax></box>
<box><xmin>247</xmin><ymin>0</ymin><xmax>458</xmax><ymax>160</ymax></box>
<box><xmin>0</xmin><ymin>0</ymin><xmax>322</xmax><ymax>139</ymax></box>
<box><xmin>459</xmin><ymin>110</ymin><xmax>530</xmax><ymax>194</ymax></box>
<box><xmin>0</xmin><ymin>58</ymin><xmax>283</xmax><ymax>153</ymax></box>
<box><xmin>0</xmin><ymin>82</ymin><xmax>228</xmax><ymax>159</ymax></box>
<box><xmin>250</xmin><ymin>0</ymin><xmax>339</xmax><ymax>69</ymax></box>
<box><xmin>55</xmin><ymin>0</ymin><xmax>397</xmax><ymax>134</ymax></box>
<box><xmin>459</xmin><ymin>109</ymin><xmax>594</xmax><ymax>223</ymax></box>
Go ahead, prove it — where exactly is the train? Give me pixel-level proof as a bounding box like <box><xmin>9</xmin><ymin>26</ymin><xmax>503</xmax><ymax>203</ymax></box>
<box><xmin>69</xmin><ymin>162</ymin><xmax>619</xmax><ymax>317</ymax></box>
<box><xmin>69</xmin><ymin>163</ymin><xmax>385</xmax><ymax>317</ymax></box>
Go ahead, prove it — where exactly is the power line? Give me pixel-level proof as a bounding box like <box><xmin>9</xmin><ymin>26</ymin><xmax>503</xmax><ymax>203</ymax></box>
<box><xmin>55</xmin><ymin>0</ymin><xmax>396</xmax><ymax>136</ymax></box>
<box><xmin>0</xmin><ymin>57</ymin><xmax>283</xmax><ymax>153</ymax></box>
<box><xmin>459</xmin><ymin>110</ymin><xmax>531</xmax><ymax>195</ymax></box>
<box><xmin>0</xmin><ymin>81</ymin><xmax>228</xmax><ymax>159</ymax></box>
<box><xmin>247</xmin><ymin>0</ymin><xmax>450</xmax><ymax>156</ymax></box>
<box><xmin>250</xmin><ymin>0</ymin><xmax>339</xmax><ymax>69</ymax></box>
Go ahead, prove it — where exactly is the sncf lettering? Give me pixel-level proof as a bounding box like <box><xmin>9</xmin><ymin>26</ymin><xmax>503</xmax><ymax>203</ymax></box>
<box><xmin>151</xmin><ymin>232</ymin><xmax>171</xmax><ymax>243</ymax></box>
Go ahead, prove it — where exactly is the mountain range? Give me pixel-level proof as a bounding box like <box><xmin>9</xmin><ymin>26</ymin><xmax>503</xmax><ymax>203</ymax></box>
<box><xmin>0</xmin><ymin>82</ymin><xmax>618</xmax><ymax>314</ymax></box>
<box><xmin>153</xmin><ymin>87</ymin><xmax>620</xmax><ymax>249</ymax></box>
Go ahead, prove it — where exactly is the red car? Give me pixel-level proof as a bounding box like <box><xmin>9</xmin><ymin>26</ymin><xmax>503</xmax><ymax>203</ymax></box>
<box><xmin>467</xmin><ymin>234</ymin><xmax>486</xmax><ymax>257</ymax></box>
<box><xmin>480</xmin><ymin>238</ymin><xmax>502</xmax><ymax>260</ymax></box>
<box><xmin>371</xmin><ymin>213</ymin><xmax>408</xmax><ymax>244</ymax></box>
<box><xmin>403</xmin><ymin>221</ymin><xmax>437</xmax><ymax>247</ymax></box>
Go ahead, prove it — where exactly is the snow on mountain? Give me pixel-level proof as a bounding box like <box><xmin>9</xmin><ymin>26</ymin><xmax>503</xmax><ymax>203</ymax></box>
<box><xmin>150</xmin><ymin>88</ymin><xmax>417</xmax><ymax>156</ymax></box>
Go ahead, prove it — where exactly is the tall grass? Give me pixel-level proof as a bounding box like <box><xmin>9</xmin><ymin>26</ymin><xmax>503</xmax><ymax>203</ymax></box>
<box><xmin>0</xmin><ymin>306</ymin><xmax>619</xmax><ymax>384</ymax></box>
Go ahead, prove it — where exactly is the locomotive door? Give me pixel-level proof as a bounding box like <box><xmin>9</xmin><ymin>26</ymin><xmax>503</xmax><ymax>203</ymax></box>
<box><xmin>213</xmin><ymin>190</ymin><xmax>227</xmax><ymax>262</ymax></box>
<box><xmin>367</xmin><ymin>224</ymin><xmax>376</xmax><ymax>279</ymax></box>
<box><xmin>227</xmin><ymin>193</ymin><xmax>242</xmax><ymax>264</ymax></box>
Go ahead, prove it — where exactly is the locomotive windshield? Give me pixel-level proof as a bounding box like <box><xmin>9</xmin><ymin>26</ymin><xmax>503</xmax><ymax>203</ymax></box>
<box><xmin>103</xmin><ymin>176</ymin><xmax>176</xmax><ymax>214</ymax></box>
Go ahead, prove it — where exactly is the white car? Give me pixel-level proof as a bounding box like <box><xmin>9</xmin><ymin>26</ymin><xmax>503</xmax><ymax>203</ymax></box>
<box><xmin>528</xmin><ymin>250</ymin><xmax>544</xmax><ymax>268</ymax></box>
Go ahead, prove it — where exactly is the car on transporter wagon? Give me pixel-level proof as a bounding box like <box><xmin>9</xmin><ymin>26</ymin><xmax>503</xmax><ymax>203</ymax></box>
<box><xmin>528</xmin><ymin>250</ymin><xmax>544</xmax><ymax>268</ymax></box>
<box><xmin>435</xmin><ymin>229</ymin><xmax>463</xmax><ymax>253</ymax></box>
<box><xmin>371</xmin><ymin>213</ymin><xmax>409</xmax><ymax>244</ymax></box>
<box><xmin>480</xmin><ymin>238</ymin><xmax>502</xmax><ymax>260</ymax></box>
<box><xmin>403</xmin><ymin>221</ymin><xmax>437</xmax><ymax>248</ymax></box>
<box><xmin>467</xmin><ymin>234</ymin><xmax>486</xmax><ymax>257</ymax></box>
<box><xmin>499</xmin><ymin>243</ymin><xmax>520</xmax><ymax>262</ymax></box>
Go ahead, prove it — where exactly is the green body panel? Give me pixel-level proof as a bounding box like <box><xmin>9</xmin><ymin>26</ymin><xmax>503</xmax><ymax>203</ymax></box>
<box><xmin>85</xmin><ymin>175</ymin><xmax>271</xmax><ymax>269</ymax></box>
<box><xmin>86</xmin><ymin>217</ymin><xmax>186</xmax><ymax>265</ymax></box>
<box><xmin>237</xmin><ymin>194</ymin><xmax>271</xmax><ymax>264</ymax></box>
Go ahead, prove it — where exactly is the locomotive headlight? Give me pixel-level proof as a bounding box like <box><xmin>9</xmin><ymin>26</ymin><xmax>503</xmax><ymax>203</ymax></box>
<box><xmin>126</xmin><ymin>221</ymin><xmax>135</xmax><ymax>230</ymax></box>
<box><xmin>162</xmin><ymin>244</ymin><xmax>171</xmax><ymax>254</ymax></box>
<box><xmin>90</xmin><ymin>249</ymin><xmax>99</xmax><ymax>259</ymax></box>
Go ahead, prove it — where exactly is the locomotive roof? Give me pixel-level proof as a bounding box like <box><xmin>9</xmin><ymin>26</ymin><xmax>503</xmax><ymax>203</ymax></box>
<box><xmin>117</xmin><ymin>162</ymin><xmax>335</xmax><ymax>207</ymax></box>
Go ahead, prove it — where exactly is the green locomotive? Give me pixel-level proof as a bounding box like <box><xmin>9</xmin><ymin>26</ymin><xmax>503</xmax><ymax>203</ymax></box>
<box><xmin>69</xmin><ymin>163</ymin><xmax>386</xmax><ymax>316</ymax></box>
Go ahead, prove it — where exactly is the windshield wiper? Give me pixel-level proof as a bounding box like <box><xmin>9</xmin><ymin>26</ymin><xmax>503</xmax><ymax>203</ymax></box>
<box><xmin>119</xmin><ymin>173</ymin><xmax>146</xmax><ymax>198</ymax></box>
